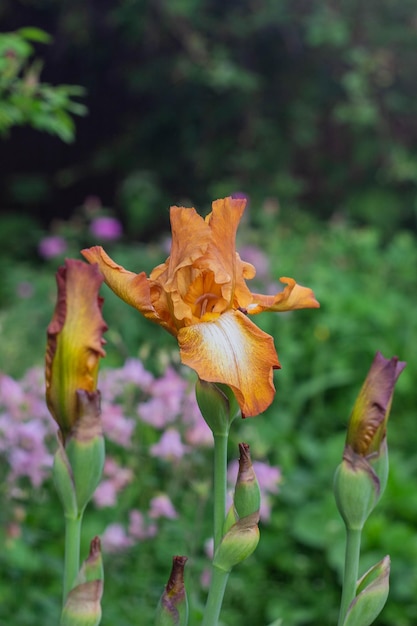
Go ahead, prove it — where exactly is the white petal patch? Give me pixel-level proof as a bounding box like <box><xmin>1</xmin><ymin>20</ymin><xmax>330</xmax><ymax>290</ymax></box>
<box><xmin>178</xmin><ymin>309</ymin><xmax>279</xmax><ymax>417</ymax></box>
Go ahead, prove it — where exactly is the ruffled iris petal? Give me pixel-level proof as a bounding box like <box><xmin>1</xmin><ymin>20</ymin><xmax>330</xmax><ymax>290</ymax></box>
<box><xmin>248</xmin><ymin>277</ymin><xmax>320</xmax><ymax>314</ymax></box>
<box><xmin>178</xmin><ymin>310</ymin><xmax>280</xmax><ymax>417</ymax></box>
<box><xmin>81</xmin><ymin>246</ymin><xmax>177</xmax><ymax>335</ymax></box>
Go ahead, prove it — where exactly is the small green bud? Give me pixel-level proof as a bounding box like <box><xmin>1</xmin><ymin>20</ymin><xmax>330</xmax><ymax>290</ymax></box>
<box><xmin>343</xmin><ymin>556</ymin><xmax>390</xmax><ymax>626</ymax></box>
<box><xmin>65</xmin><ymin>391</ymin><xmax>105</xmax><ymax>514</ymax></box>
<box><xmin>60</xmin><ymin>580</ymin><xmax>103</xmax><ymax>626</ymax></box>
<box><xmin>233</xmin><ymin>443</ymin><xmax>261</xmax><ymax>519</ymax></box>
<box><xmin>195</xmin><ymin>379</ymin><xmax>240</xmax><ymax>435</ymax></box>
<box><xmin>75</xmin><ymin>537</ymin><xmax>104</xmax><ymax>586</ymax></box>
<box><xmin>213</xmin><ymin>511</ymin><xmax>260</xmax><ymax>573</ymax></box>
<box><xmin>334</xmin><ymin>448</ymin><xmax>380</xmax><ymax>531</ymax></box>
<box><xmin>155</xmin><ymin>556</ymin><xmax>188</xmax><ymax>626</ymax></box>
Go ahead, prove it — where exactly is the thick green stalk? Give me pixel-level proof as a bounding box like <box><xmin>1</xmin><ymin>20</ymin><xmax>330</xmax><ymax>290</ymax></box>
<box><xmin>202</xmin><ymin>432</ymin><xmax>229</xmax><ymax>626</ymax></box>
<box><xmin>63</xmin><ymin>513</ymin><xmax>83</xmax><ymax>604</ymax></box>
<box><xmin>201</xmin><ymin>566</ymin><xmax>230</xmax><ymax>626</ymax></box>
<box><xmin>212</xmin><ymin>433</ymin><xmax>228</xmax><ymax>552</ymax></box>
<box><xmin>338</xmin><ymin>527</ymin><xmax>362</xmax><ymax>626</ymax></box>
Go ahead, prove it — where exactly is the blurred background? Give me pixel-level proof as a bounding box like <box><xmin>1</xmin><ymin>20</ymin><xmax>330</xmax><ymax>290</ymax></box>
<box><xmin>1</xmin><ymin>1</ymin><xmax>417</xmax><ymax>625</ymax></box>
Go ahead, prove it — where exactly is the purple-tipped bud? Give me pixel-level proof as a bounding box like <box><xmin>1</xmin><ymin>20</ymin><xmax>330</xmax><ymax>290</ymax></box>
<box><xmin>75</xmin><ymin>537</ymin><xmax>104</xmax><ymax>585</ymax></box>
<box><xmin>155</xmin><ymin>556</ymin><xmax>188</xmax><ymax>626</ymax></box>
<box><xmin>233</xmin><ymin>443</ymin><xmax>261</xmax><ymax>519</ymax></box>
<box><xmin>334</xmin><ymin>352</ymin><xmax>405</xmax><ymax>530</ymax></box>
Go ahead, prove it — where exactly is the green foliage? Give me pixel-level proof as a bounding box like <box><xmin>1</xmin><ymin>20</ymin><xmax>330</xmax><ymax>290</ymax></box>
<box><xmin>0</xmin><ymin>27</ymin><xmax>87</xmax><ymax>141</ymax></box>
<box><xmin>3</xmin><ymin>1</ymin><xmax>417</xmax><ymax>234</ymax></box>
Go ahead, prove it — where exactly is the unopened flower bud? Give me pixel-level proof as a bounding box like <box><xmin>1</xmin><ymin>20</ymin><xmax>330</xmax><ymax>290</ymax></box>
<box><xmin>75</xmin><ymin>537</ymin><xmax>104</xmax><ymax>586</ymax></box>
<box><xmin>195</xmin><ymin>379</ymin><xmax>240</xmax><ymax>435</ymax></box>
<box><xmin>334</xmin><ymin>352</ymin><xmax>405</xmax><ymax>529</ymax></box>
<box><xmin>155</xmin><ymin>556</ymin><xmax>188</xmax><ymax>626</ymax></box>
<box><xmin>334</xmin><ymin>448</ymin><xmax>380</xmax><ymax>531</ymax></box>
<box><xmin>346</xmin><ymin>352</ymin><xmax>405</xmax><ymax>460</ymax></box>
<box><xmin>213</xmin><ymin>511</ymin><xmax>260</xmax><ymax>573</ymax></box>
<box><xmin>233</xmin><ymin>443</ymin><xmax>261</xmax><ymax>519</ymax></box>
<box><xmin>60</xmin><ymin>580</ymin><xmax>103</xmax><ymax>626</ymax></box>
<box><xmin>342</xmin><ymin>556</ymin><xmax>390</xmax><ymax>626</ymax></box>
<box><xmin>45</xmin><ymin>259</ymin><xmax>107</xmax><ymax>440</ymax></box>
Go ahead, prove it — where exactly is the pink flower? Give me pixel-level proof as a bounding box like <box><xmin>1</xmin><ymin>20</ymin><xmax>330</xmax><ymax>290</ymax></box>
<box><xmin>100</xmin><ymin>402</ymin><xmax>136</xmax><ymax>447</ymax></box>
<box><xmin>38</xmin><ymin>236</ymin><xmax>67</xmax><ymax>259</ymax></box>
<box><xmin>93</xmin><ymin>457</ymin><xmax>133</xmax><ymax>508</ymax></box>
<box><xmin>101</xmin><ymin>523</ymin><xmax>134</xmax><ymax>553</ymax></box>
<box><xmin>128</xmin><ymin>510</ymin><xmax>157</xmax><ymax>540</ymax></box>
<box><xmin>99</xmin><ymin>359</ymin><xmax>154</xmax><ymax>402</ymax></box>
<box><xmin>150</xmin><ymin>428</ymin><xmax>190</xmax><ymax>461</ymax></box>
<box><xmin>138</xmin><ymin>367</ymin><xmax>187</xmax><ymax>428</ymax></box>
<box><xmin>90</xmin><ymin>217</ymin><xmax>123</xmax><ymax>241</ymax></box>
<box><xmin>149</xmin><ymin>494</ymin><xmax>178</xmax><ymax>519</ymax></box>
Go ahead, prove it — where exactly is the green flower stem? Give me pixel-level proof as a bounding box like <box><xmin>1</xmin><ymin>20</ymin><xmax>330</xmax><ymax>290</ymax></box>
<box><xmin>201</xmin><ymin>431</ymin><xmax>229</xmax><ymax>626</ymax></box>
<box><xmin>213</xmin><ymin>433</ymin><xmax>228</xmax><ymax>552</ymax></box>
<box><xmin>338</xmin><ymin>527</ymin><xmax>362</xmax><ymax>626</ymax></box>
<box><xmin>63</xmin><ymin>513</ymin><xmax>83</xmax><ymax>604</ymax></box>
<box><xmin>202</xmin><ymin>566</ymin><xmax>230</xmax><ymax>626</ymax></box>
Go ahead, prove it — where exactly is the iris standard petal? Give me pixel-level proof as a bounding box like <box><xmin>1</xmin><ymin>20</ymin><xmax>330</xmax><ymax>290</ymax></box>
<box><xmin>178</xmin><ymin>310</ymin><xmax>280</xmax><ymax>417</ymax></box>
<box><xmin>45</xmin><ymin>259</ymin><xmax>107</xmax><ymax>433</ymax></box>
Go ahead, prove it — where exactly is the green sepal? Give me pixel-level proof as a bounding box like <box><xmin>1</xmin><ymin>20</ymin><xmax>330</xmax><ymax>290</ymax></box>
<box><xmin>343</xmin><ymin>556</ymin><xmax>390</xmax><ymax>626</ymax></box>
<box><xmin>334</xmin><ymin>452</ymin><xmax>380</xmax><ymax>531</ymax></box>
<box><xmin>60</xmin><ymin>580</ymin><xmax>103</xmax><ymax>626</ymax></box>
<box><xmin>195</xmin><ymin>379</ymin><xmax>240</xmax><ymax>436</ymax></box>
<box><xmin>53</xmin><ymin>433</ymin><xmax>78</xmax><ymax>518</ymax></box>
<box><xmin>65</xmin><ymin>391</ymin><xmax>105</xmax><ymax>514</ymax></box>
<box><xmin>213</xmin><ymin>512</ymin><xmax>260</xmax><ymax>573</ymax></box>
<box><xmin>223</xmin><ymin>504</ymin><xmax>238</xmax><ymax>536</ymax></box>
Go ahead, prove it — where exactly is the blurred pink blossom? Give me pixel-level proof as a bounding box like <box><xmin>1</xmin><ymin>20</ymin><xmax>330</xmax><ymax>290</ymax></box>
<box><xmin>99</xmin><ymin>358</ymin><xmax>154</xmax><ymax>402</ymax></box>
<box><xmin>100</xmin><ymin>402</ymin><xmax>136</xmax><ymax>448</ymax></box>
<box><xmin>149</xmin><ymin>494</ymin><xmax>178</xmax><ymax>519</ymax></box>
<box><xmin>90</xmin><ymin>216</ymin><xmax>123</xmax><ymax>241</ymax></box>
<box><xmin>138</xmin><ymin>367</ymin><xmax>187</xmax><ymax>428</ymax></box>
<box><xmin>93</xmin><ymin>457</ymin><xmax>134</xmax><ymax>508</ymax></box>
<box><xmin>0</xmin><ymin>374</ymin><xmax>25</xmax><ymax>412</ymax></box>
<box><xmin>38</xmin><ymin>235</ymin><xmax>67</xmax><ymax>259</ymax></box>
<box><xmin>150</xmin><ymin>428</ymin><xmax>190</xmax><ymax>461</ymax></box>
<box><xmin>101</xmin><ymin>523</ymin><xmax>134</xmax><ymax>553</ymax></box>
<box><xmin>0</xmin><ymin>418</ymin><xmax>52</xmax><ymax>487</ymax></box>
<box><xmin>128</xmin><ymin>509</ymin><xmax>157</xmax><ymax>540</ymax></box>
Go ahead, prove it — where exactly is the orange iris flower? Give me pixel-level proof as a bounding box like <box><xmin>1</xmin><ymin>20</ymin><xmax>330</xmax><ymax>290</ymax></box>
<box><xmin>82</xmin><ymin>197</ymin><xmax>319</xmax><ymax>417</ymax></box>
